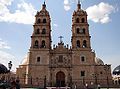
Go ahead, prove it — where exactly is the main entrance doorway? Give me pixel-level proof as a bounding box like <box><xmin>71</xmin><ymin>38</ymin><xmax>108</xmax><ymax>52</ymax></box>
<box><xmin>56</xmin><ymin>71</ymin><xmax>65</xmax><ymax>87</ymax></box>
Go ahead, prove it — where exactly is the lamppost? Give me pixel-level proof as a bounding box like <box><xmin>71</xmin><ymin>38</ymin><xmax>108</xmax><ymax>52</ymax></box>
<box><xmin>104</xmin><ymin>64</ymin><xmax>110</xmax><ymax>89</ymax></box>
<box><xmin>97</xmin><ymin>84</ymin><xmax>100</xmax><ymax>89</ymax></box>
<box><xmin>74</xmin><ymin>83</ymin><xmax>77</xmax><ymax>89</ymax></box>
<box><xmin>30</xmin><ymin>76</ymin><xmax>32</xmax><ymax>86</ymax></box>
<box><xmin>50</xmin><ymin>70</ymin><xmax>52</xmax><ymax>87</ymax></box>
<box><xmin>8</xmin><ymin>61</ymin><xmax>12</xmax><ymax>71</ymax></box>
<box><xmin>92</xmin><ymin>74</ymin><xmax>98</xmax><ymax>89</ymax></box>
<box><xmin>85</xmin><ymin>83</ymin><xmax>88</xmax><ymax>89</ymax></box>
<box><xmin>8</xmin><ymin>61</ymin><xmax>12</xmax><ymax>82</ymax></box>
<box><xmin>69</xmin><ymin>75</ymin><xmax>72</xmax><ymax>89</ymax></box>
<box><xmin>44</xmin><ymin>75</ymin><xmax>46</xmax><ymax>89</ymax></box>
<box><xmin>82</xmin><ymin>77</ymin><xmax>85</xmax><ymax>87</ymax></box>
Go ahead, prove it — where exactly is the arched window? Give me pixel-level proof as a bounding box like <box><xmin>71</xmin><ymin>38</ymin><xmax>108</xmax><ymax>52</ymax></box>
<box><xmin>34</xmin><ymin>40</ymin><xmax>39</xmax><ymax>48</ymax></box>
<box><xmin>76</xmin><ymin>40</ymin><xmax>80</xmax><ymax>48</ymax></box>
<box><xmin>35</xmin><ymin>29</ymin><xmax>40</xmax><ymax>34</ymax></box>
<box><xmin>76</xmin><ymin>28</ymin><xmax>80</xmax><ymax>34</ymax></box>
<box><xmin>83</xmin><ymin>40</ymin><xmax>87</xmax><ymax>48</ymax></box>
<box><xmin>37</xmin><ymin>57</ymin><xmax>40</xmax><ymax>62</ymax></box>
<box><xmin>42</xmin><ymin>28</ymin><xmax>46</xmax><ymax>34</ymax></box>
<box><xmin>82</xmin><ymin>28</ymin><xmax>85</xmax><ymax>34</ymax></box>
<box><xmin>43</xmin><ymin>18</ymin><xmax>47</xmax><ymax>23</ymax></box>
<box><xmin>41</xmin><ymin>40</ymin><xmax>46</xmax><ymax>48</ymax></box>
<box><xmin>76</xmin><ymin>18</ymin><xmax>79</xmax><ymax>23</ymax></box>
<box><xmin>81</xmin><ymin>56</ymin><xmax>85</xmax><ymax>62</ymax></box>
<box><xmin>37</xmin><ymin>19</ymin><xmax>41</xmax><ymax>24</ymax></box>
<box><xmin>81</xmin><ymin>18</ymin><xmax>85</xmax><ymax>23</ymax></box>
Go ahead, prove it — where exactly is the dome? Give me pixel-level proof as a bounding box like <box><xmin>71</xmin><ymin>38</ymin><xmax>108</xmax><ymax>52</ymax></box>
<box><xmin>21</xmin><ymin>53</ymin><xmax>29</xmax><ymax>65</ymax></box>
<box><xmin>113</xmin><ymin>65</ymin><xmax>120</xmax><ymax>75</ymax></box>
<box><xmin>0</xmin><ymin>63</ymin><xmax>9</xmax><ymax>74</ymax></box>
<box><xmin>95</xmin><ymin>57</ymin><xmax>104</xmax><ymax>65</ymax></box>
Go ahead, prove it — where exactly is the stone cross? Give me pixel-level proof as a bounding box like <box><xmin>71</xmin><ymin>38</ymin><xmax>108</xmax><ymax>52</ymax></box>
<box><xmin>58</xmin><ymin>36</ymin><xmax>63</xmax><ymax>43</ymax></box>
<box><xmin>78</xmin><ymin>0</ymin><xmax>80</xmax><ymax>4</ymax></box>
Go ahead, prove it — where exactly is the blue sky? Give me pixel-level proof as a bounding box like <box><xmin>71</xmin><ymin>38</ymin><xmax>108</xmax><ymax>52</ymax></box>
<box><xmin>0</xmin><ymin>0</ymin><xmax>120</xmax><ymax>72</ymax></box>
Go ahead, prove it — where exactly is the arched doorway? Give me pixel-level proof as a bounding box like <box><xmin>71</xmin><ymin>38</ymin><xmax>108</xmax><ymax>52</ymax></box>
<box><xmin>56</xmin><ymin>71</ymin><xmax>65</xmax><ymax>87</ymax></box>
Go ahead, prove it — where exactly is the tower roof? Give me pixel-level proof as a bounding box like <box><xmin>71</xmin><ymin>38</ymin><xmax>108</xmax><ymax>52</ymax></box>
<box><xmin>73</xmin><ymin>0</ymin><xmax>87</xmax><ymax>16</ymax></box>
<box><xmin>113</xmin><ymin>65</ymin><xmax>120</xmax><ymax>75</ymax></box>
<box><xmin>35</xmin><ymin>1</ymin><xmax>49</xmax><ymax>17</ymax></box>
<box><xmin>0</xmin><ymin>63</ymin><xmax>9</xmax><ymax>74</ymax></box>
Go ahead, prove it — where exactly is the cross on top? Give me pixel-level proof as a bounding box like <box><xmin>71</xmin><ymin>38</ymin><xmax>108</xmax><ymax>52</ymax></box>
<box><xmin>58</xmin><ymin>36</ymin><xmax>64</xmax><ymax>43</ymax></box>
<box><xmin>78</xmin><ymin>0</ymin><xmax>80</xmax><ymax>4</ymax></box>
<box><xmin>44</xmin><ymin>0</ymin><xmax>46</xmax><ymax>4</ymax></box>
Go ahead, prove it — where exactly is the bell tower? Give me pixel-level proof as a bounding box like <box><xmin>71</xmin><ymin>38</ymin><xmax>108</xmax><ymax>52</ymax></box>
<box><xmin>71</xmin><ymin>0</ymin><xmax>95</xmax><ymax>73</ymax></box>
<box><xmin>71</xmin><ymin>1</ymin><xmax>91</xmax><ymax>51</ymax></box>
<box><xmin>26</xmin><ymin>2</ymin><xmax>51</xmax><ymax>85</ymax></box>
<box><xmin>31</xmin><ymin>2</ymin><xmax>51</xmax><ymax>49</ymax></box>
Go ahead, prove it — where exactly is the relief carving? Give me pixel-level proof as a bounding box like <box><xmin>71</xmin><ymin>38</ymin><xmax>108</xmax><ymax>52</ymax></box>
<box><xmin>50</xmin><ymin>55</ymin><xmax>72</xmax><ymax>68</ymax></box>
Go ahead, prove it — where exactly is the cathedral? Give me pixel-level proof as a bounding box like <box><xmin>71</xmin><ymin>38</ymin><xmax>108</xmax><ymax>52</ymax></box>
<box><xmin>16</xmin><ymin>1</ymin><xmax>113</xmax><ymax>88</ymax></box>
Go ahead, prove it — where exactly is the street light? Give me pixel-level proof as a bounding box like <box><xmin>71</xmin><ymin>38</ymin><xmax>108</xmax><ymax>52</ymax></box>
<box><xmin>74</xmin><ymin>83</ymin><xmax>77</xmax><ymax>89</ymax></box>
<box><xmin>30</xmin><ymin>76</ymin><xmax>32</xmax><ymax>85</ymax></box>
<box><xmin>8</xmin><ymin>61</ymin><xmax>12</xmax><ymax>82</ymax></box>
<box><xmin>92</xmin><ymin>74</ymin><xmax>98</xmax><ymax>89</ymax></box>
<box><xmin>44</xmin><ymin>75</ymin><xmax>46</xmax><ymax>89</ymax></box>
<box><xmin>85</xmin><ymin>83</ymin><xmax>88</xmax><ymax>89</ymax></box>
<box><xmin>82</xmin><ymin>77</ymin><xmax>85</xmax><ymax>86</ymax></box>
<box><xmin>8</xmin><ymin>61</ymin><xmax>12</xmax><ymax>71</ymax></box>
<box><xmin>90</xmin><ymin>82</ymin><xmax>94</xmax><ymax>89</ymax></box>
<box><xmin>97</xmin><ymin>84</ymin><xmax>100</xmax><ymax>89</ymax></box>
<box><xmin>69</xmin><ymin>75</ymin><xmax>72</xmax><ymax>89</ymax></box>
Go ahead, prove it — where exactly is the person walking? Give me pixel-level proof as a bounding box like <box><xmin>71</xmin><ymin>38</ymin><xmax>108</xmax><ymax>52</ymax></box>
<box><xmin>10</xmin><ymin>80</ymin><xmax>16</xmax><ymax>89</ymax></box>
<box><xmin>16</xmin><ymin>79</ymin><xmax>20</xmax><ymax>89</ymax></box>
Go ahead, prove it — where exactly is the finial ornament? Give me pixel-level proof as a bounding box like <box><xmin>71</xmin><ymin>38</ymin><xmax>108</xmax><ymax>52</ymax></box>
<box><xmin>44</xmin><ymin>0</ymin><xmax>46</xmax><ymax>5</ymax></box>
<box><xmin>77</xmin><ymin>0</ymin><xmax>81</xmax><ymax>9</ymax></box>
<box><xmin>78</xmin><ymin>0</ymin><xmax>80</xmax><ymax>4</ymax></box>
<box><xmin>42</xmin><ymin>0</ymin><xmax>46</xmax><ymax>9</ymax></box>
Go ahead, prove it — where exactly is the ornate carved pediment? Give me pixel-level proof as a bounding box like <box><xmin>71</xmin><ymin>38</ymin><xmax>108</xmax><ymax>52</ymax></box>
<box><xmin>50</xmin><ymin>55</ymin><xmax>72</xmax><ymax>68</ymax></box>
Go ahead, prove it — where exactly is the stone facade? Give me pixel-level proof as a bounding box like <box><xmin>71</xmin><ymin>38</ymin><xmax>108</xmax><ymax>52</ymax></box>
<box><xmin>16</xmin><ymin>1</ymin><xmax>113</xmax><ymax>88</ymax></box>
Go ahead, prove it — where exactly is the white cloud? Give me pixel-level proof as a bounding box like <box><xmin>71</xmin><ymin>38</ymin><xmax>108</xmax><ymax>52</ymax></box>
<box><xmin>0</xmin><ymin>38</ymin><xmax>11</xmax><ymax>49</ymax></box>
<box><xmin>0</xmin><ymin>0</ymin><xmax>13</xmax><ymax>6</ymax></box>
<box><xmin>86</xmin><ymin>2</ymin><xmax>115</xmax><ymax>24</ymax></box>
<box><xmin>64</xmin><ymin>0</ymin><xmax>71</xmax><ymax>11</ymax></box>
<box><xmin>0</xmin><ymin>0</ymin><xmax>13</xmax><ymax>15</ymax></box>
<box><xmin>0</xmin><ymin>0</ymin><xmax>37</xmax><ymax>24</ymax></box>
<box><xmin>0</xmin><ymin>51</ymin><xmax>15</xmax><ymax>63</ymax></box>
<box><xmin>64</xmin><ymin>0</ymin><xmax>69</xmax><ymax>4</ymax></box>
